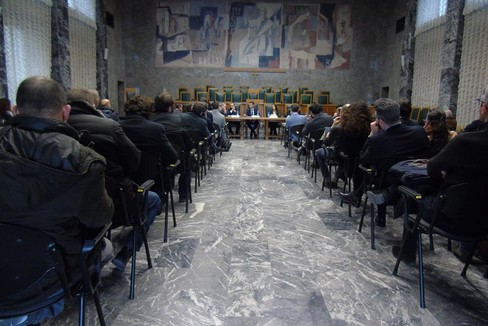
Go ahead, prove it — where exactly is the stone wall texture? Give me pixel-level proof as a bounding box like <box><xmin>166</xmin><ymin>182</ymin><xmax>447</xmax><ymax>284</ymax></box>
<box><xmin>115</xmin><ymin>0</ymin><xmax>405</xmax><ymax>106</ymax></box>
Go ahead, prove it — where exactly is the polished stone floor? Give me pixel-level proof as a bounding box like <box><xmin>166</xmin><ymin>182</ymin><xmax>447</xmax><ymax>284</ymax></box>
<box><xmin>46</xmin><ymin>139</ymin><xmax>488</xmax><ymax>326</ymax></box>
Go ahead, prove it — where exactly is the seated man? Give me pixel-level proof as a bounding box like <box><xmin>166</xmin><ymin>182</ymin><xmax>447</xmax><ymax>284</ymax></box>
<box><xmin>151</xmin><ymin>91</ymin><xmax>194</xmax><ymax>203</ymax></box>
<box><xmin>246</xmin><ymin>101</ymin><xmax>260</xmax><ymax>138</ymax></box>
<box><xmin>226</xmin><ymin>102</ymin><xmax>240</xmax><ymax>135</ymax></box>
<box><xmin>66</xmin><ymin>89</ymin><xmax>161</xmax><ymax>272</ymax></box>
<box><xmin>339</xmin><ymin>98</ymin><xmax>430</xmax><ymax>226</ymax></box>
<box><xmin>99</xmin><ymin>98</ymin><xmax>120</xmax><ymax>121</ymax></box>
<box><xmin>0</xmin><ymin>76</ymin><xmax>114</xmax><ymax>325</ymax></box>
<box><xmin>393</xmin><ymin>94</ymin><xmax>488</xmax><ymax>265</ymax></box>
<box><xmin>285</xmin><ymin>104</ymin><xmax>307</xmax><ymax>146</ymax></box>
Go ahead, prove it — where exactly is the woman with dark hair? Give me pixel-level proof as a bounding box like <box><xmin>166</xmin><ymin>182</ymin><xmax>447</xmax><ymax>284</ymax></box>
<box><xmin>316</xmin><ymin>102</ymin><xmax>371</xmax><ymax>189</ymax></box>
<box><xmin>423</xmin><ymin>109</ymin><xmax>457</xmax><ymax>158</ymax></box>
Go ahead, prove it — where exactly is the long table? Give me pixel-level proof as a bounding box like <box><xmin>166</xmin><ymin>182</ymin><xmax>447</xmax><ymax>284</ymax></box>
<box><xmin>225</xmin><ymin>116</ymin><xmax>286</xmax><ymax>140</ymax></box>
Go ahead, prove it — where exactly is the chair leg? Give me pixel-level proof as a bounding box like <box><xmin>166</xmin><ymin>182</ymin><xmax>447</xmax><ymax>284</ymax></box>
<box><xmin>92</xmin><ymin>289</ymin><xmax>106</xmax><ymax>326</ymax></box>
<box><xmin>418</xmin><ymin>232</ymin><xmax>426</xmax><ymax>308</ymax></box>
<box><xmin>461</xmin><ymin>245</ymin><xmax>477</xmax><ymax>277</ymax></box>
<box><xmin>169</xmin><ymin>188</ymin><xmax>176</xmax><ymax>227</ymax></box>
<box><xmin>163</xmin><ymin>192</ymin><xmax>169</xmax><ymax>243</ymax></box>
<box><xmin>78</xmin><ymin>291</ymin><xmax>85</xmax><ymax>326</ymax></box>
<box><xmin>393</xmin><ymin>227</ymin><xmax>410</xmax><ymax>276</ymax></box>
<box><xmin>129</xmin><ymin>231</ymin><xmax>137</xmax><ymax>300</ymax></box>
<box><xmin>370</xmin><ymin>203</ymin><xmax>376</xmax><ymax>250</ymax></box>
<box><xmin>358</xmin><ymin>197</ymin><xmax>369</xmax><ymax>233</ymax></box>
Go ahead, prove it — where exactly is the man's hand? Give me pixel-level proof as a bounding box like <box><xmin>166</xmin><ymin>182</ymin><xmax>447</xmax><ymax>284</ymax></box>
<box><xmin>370</xmin><ymin>121</ymin><xmax>380</xmax><ymax>135</ymax></box>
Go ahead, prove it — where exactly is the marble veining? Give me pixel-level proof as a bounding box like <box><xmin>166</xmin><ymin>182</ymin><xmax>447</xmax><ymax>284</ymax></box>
<box><xmin>45</xmin><ymin>140</ymin><xmax>488</xmax><ymax>326</ymax></box>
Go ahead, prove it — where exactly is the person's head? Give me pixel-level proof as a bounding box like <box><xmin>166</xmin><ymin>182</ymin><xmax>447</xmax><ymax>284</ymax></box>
<box><xmin>290</xmin><ymin>104</ymin><xmax>299</xmax><ymax>112</ymax></box>
<box><xmin>0</xmin><ymin>98</ymin><xmax>11</xmax><ymax>115</ymax></box>
<box><xmin>14</xmin><ymin>76</ymin><xmax>70</xmax><ymax>122</ymax></box>
<box><xmin>249</xmin><ymin>101</ymin><xmax>254</xmax><ymax>108</ymax></box>
<box><xmin>124</xmin><ymin>95</ymin><xmax>154</xmax><ymax>117</ymax></box>
<box><xmin>67</xmin><ymin>88</ymin><xmax>98</xmax><ymax>108</ymax></box>
<box><xmin>100</xmin><ymin>98</ymin><xmax>111</xmax><ymax>108</ymax></box>
<box><xmin>182</xmin><ymin>103</ymin><xmax>192</xmax><ymax>112</ymax></box>
<box><xmin>309</xmin><ymin>103</ymin><xmax>321</xmax><ymax>115</ymax></box>
<box><xmin>373</xmin><ymin>98</ymin><xmax>400</xmax><ymax>127</ymax></box>
<box><xmin>87</xmin><ymin>89</ymin><xmax>100</xmax><ymax>107</ymax></box>
<box><xmin>341</xmin><ymin>102</ymin><xmax>371</xmax><ymax>134</ymax></box>
<box><xmin>398</xmin><ymin>99</ymin><xmax>412</xmax><ymax>119</ymax></box>
<box><xmin>424</xmin><ymin>109</ymin><xmax>448</xmax><ymax>136</ymax></box>
<box><xmin>211</xmin><ymin>101</ymin><xmax>219</xmax><ymax>111</ymax></box>
<box><xmin>192</xmin><ymin>101</ymin><xmax>207</xmax><ymax>115</ymax></box>
<box><xmin>154</xmin><ymin>90</ymin><xmax>175</xmax><ymax>113</ymax></box>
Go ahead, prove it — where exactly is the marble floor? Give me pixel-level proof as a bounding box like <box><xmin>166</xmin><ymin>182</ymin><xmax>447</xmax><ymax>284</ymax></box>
<box><xmin>46</xmin><ymin>139</ymin><xmax>488</xmax><ymax>326</ymax></box>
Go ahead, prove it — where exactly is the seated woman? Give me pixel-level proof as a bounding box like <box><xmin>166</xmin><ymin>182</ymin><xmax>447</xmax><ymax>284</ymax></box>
<box><xmin>316</xmin><ymin>102</ymin><xmax>371</xmax><ymax>188</ymax></box>
<box><xmin>267</xmin><ymin>104</ymin><xmax>281</xmax><ymax>135</ymax></box>
<box><xmin>423</xmin><ymin>109</ymin><xmax>457</xmax><ymax>158</ymax></box>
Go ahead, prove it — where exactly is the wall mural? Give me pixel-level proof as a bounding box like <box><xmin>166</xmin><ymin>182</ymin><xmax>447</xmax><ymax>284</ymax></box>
<box><xmin>155</xmin><ymin>1</ymin><xmax>352</xmax><ymax>70</ymax></box>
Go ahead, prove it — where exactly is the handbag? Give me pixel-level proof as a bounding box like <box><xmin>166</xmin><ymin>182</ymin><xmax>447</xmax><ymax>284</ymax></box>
<box><xmin>389</xmin><ymin>159</ymin><xmax>430</xmax><ymax>189</ymax></box>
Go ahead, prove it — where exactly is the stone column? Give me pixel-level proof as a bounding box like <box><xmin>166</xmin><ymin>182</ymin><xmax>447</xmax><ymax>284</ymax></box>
<box><xmin>51</xmin><ymin>0</ymin><xmax>71</xmax><ymax>89</ymax></box>
<box><xmin>96</xmin><ymin>0</ymin><xmax>108</xmax><ymax>99</ymax></box>
<box><xmin>399</xmin><ymin>0</ymin><xmax>417</xmax><ymax>101</ymax></box>
<box><xmin>0</xmin><ymin>0</ymin><xmax>9</xmax><ymax>97</ymax></box>
<box><xmin>438</xmin><ymin>0</ymin><xmax>465</xmax><ymax>114</ymax></box>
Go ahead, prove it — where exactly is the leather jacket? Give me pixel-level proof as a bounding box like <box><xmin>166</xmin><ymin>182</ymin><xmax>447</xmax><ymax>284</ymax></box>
<box><xmin>0</xmin><ymin>115</ymin><xmax>114</xmax><ymax>255</ymax></box>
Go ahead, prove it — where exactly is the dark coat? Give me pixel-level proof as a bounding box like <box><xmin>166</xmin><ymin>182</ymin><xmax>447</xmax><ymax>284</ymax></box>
<box><xmin>302</xmin><ymin>112</ymin><xmax>333</xmax><ymax>136</ymax></box>
<box><xmin>120</xmin><ymin>113</ymin><xmax>178</xmax><ymax>166</ymax></box>
<box><xmin>68</xmin><ymin>100</ymin><xmax>140</xmax><ymax>179</ymax></box>
<box><xmin>0</xmin><ymin>115</ymin><xmax>113</xmax><ymax>271</ymax></box>
<box><xmin>428</xmin><ymin>124</ymin><xmax>488</xmax><ymax>188</ymax></box>
<box><xmin>360</xmin><ymin>123</ymin><xmax>430</xmax><ymax>172</ymax></box>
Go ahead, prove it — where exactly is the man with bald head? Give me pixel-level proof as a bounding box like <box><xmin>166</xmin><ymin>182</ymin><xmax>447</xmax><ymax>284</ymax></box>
<box><xmin>0</xmin><ymin>76</ymin><xmax>114</xmax><ymax>325</ymax></box>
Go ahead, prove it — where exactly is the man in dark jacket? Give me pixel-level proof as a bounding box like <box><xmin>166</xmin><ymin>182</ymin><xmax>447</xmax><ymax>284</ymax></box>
<box><xmin>120</xmin><ymin>95</ymin><xmax>178</xmax><ymax>168</ymax></box>
<box><xmin>0</xmin><ymin>76</ymin><xmax>114</xmax><ymax>325</ymax></box>
<box><xmin>67</xmin><ymin>89</ymin><xmax>161</xmax><ymax>272</ymax></box>
<box><xmin>301</xmin><ymin>103</ymin><xmax>333</xmax><ymax>136</ymax></box>
<box><xmin>151</xmin><ymin>91</ymin><xmax>195</xmax><ymax>202</ymax></box>
<box><xmin>340</xmin><ymin>98</ymin><xmax>430</xmax><ymax>225</ymax></box>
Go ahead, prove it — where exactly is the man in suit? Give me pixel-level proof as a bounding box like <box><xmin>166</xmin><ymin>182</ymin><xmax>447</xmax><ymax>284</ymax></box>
<box><xmin>67</xmin><ymin>89</ymin><xmax>161</xmax><ymax>272</ymax></box>
<box><xmin>246</xmin><ymin>101</ymin><xmax>260</xmax><ymax>138</ymax></box>
<box><xmin>340</xmin><ymin>98</ymin><xmax>430</xmax><ymax>226</ymax></box>
<box><xmin>301</xmin><ymin>103</ymin><xmax>333</xmax><ymax>137</ymax></box>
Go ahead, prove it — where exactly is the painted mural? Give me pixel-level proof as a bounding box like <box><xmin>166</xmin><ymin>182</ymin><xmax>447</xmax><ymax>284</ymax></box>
<box><xmin>155</xmin><ymin>1</ymin><xmax>351</xmax><ymax>70</ymax></box>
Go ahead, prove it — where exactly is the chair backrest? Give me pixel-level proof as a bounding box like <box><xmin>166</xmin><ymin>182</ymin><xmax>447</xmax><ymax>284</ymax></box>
<box><xmin>215</xmin><ymin>92</ymin><xmax>225</xmax><ymax>102</ymax></box>
<box><xmin>264</xmin><ymin>92</ymin><xmax>276</xmax><ymax>104</ymax></box>
<box><xmin>258</xmin><ymin>89</ymin><xmax>266</xmax><ymax>100</ymax></box>
<box><xmin>231</xmin><ymin>92</ymin><xmax>242</xmax><ymax>103</ymax></box>
<box><xmin>318</xmin><ymin>94</ymin><xmax>328</xmax><ymax>105</ymax></box>
<box><xmin>283</xmin><ymin>93</ymin><xmax>294</xmax><ymax>104</ymax></box>
<box><xmin>180</xmin><ymin>91</ymin><xmax>191</xmax><ymax>102</ymax></box>
<box><xmin>288</xmin><ymin>124</ymin><xmax>305</xmax><ymax>140</ymax></box>
<box><xmin>105</xmin><ymin>177</ymin><xmax>138</xmax><ymax>228</ymax></box>
<box><xmin>410</xmin><ymin>107</ymin><xmax>420</xmax><ymax>121</ymax></box>
<box><xmin>417</xmin><ymin>108</ymin><xmax>429</xmax><ymax>124</ymax></box>
<box><xmin>301</xmin><ymin>94</ymin><xmax>312</xmax><ymax>105</ymax></box>
<box><xmin>0</xmin><ymin>223</ymin><xmax>68</xmax><ymax>317</ymax></box>
<box><xmin>131</xmin><ymin>152</ymin><xmax>164</xmax><ymax>193</ymax></box>
<box><xmin>208</xmin><ymin>88</ymin><xmax>219</xmax><ymax>102</ymax></box>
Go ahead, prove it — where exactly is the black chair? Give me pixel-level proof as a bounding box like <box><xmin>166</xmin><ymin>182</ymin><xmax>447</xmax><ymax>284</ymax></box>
<box><xmin>165</xmin><ymin>131</ymin><xmax>194</xmax><ymax>213</ymax></box>
<box><xmin>131</xmin><ymin>152</ymin><xmax>180</xmax><ymax>243</ymax></box>
<box><xmin>287</xmin><ymin>124</ymin><xmax>305</xmax><ymax>158</ymax></box>
<box><xmin>105</xmin><ymin>177</ymin><xmax>154</xmax><ymax>299</ymax></box>
<box><xmin>303</xmin><ymin>129</ymin><xmax>325</xmax><ymax>175</ymax></box>
<box><xmin>322</xmin><ymin>145</ymin><xmax>340</xmax><ymax>197</ymax></box>
<box><xmin>392</xmin><ymin>183</ymin><xmax>488</xmax><ymax>308</ymax></box>
<box><xmin>0</xmin><ymin>222</ymin><xmax>111</xmax><ymax>326</ymax></box>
